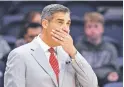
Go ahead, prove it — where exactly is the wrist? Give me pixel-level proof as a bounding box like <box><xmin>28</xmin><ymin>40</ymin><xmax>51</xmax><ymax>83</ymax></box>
<box><xmin>69</xmin><ymin>46</ymin><xmax>77</xmax><ymax>59</ymax></box>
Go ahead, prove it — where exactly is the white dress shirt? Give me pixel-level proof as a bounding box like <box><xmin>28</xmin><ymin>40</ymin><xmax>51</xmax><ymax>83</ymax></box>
<box><xmin>36</xmin><ymin>35</ymin><xmax>61</xmax><ymax>69</ymax></box>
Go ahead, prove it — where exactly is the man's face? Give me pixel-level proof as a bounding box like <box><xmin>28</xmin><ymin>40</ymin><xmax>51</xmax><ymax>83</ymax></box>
<box><xmin>84</xmin><ymin>21</ymin><xmax>104</xmax><ymax>40</ymax></box>
<box><xmin>44</xmin><ymin>12</ymin><xmax>71</xmax><ymax>46</ymax></box>
<box><xmin>25</xmin><ymin>27</ymin><xmax>41</xmax><ymax>43</ymax></box>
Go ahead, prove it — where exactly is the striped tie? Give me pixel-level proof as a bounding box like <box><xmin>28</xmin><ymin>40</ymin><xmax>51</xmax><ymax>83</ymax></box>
<box><xmin>49</xmin><ymin>47</ymin><xmax>60</xmax><ymax>83</ymax></box>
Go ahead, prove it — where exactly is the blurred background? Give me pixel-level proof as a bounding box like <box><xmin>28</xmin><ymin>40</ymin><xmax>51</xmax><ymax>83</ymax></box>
<box><xmin>0</xmin><ymin>1</ymin><xmax>123</xmax><ymax>87</ymax></box>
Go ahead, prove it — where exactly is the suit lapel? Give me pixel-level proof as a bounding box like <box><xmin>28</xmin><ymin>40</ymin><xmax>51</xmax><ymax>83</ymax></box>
<box><xmin>30</xmin><ymin>38</ymin><xmax>58</xmax><ymax>87</ymax></box>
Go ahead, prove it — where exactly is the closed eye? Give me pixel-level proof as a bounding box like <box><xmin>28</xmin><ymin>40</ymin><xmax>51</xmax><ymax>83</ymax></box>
<box><xmin>67</xmin><ymin>22</ymin><xmax>71</xmax><ymax>25</ymax></box>
<box><xmin>59</xmin><ymin>21</ymin><xmax>63</xmax><ymax>24</ymax></box>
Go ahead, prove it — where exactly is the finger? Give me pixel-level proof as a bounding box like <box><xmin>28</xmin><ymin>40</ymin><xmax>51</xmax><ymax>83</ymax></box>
<box><xmin>52</xmin><ymin>30</ymin><xmax>71</xmax><ymax>42</ymax></box>
<box><xmin>54</xmin><ymin>28</ymin><xmax>68</xmax><ymax>36</ymax></box>
<box><xmin>51</xmin><ymin>32</ymin><xmax>63</xmax><ymax>41</ymax></box>
<box><xmin>52</xmin><ymin>36</ymin><xmax>63</xmax><ymax>45</ymax></box>
<box><xmin>54</xmin><ymin>29</ymin><xmax>69</xmax><ymax>40</ymax></box>
<box><xmin>52</xmin><ymin>29</ymin><xmax>65</xmax><ymax>38</ymax></box>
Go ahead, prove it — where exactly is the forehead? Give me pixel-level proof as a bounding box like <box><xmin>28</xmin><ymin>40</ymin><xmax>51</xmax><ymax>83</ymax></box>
<box><xmin>51</xmin><ymin>12</ymin><xmax>71</xmax><ymax>21</ymax></box>
<box><xmin>85</xmin><ymin>21</ymin><xmax>102</xmax><ymax>25</ymax></box>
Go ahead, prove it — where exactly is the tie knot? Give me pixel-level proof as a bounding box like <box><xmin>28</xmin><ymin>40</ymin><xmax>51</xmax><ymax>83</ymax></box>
<box><xmin>48</xmin><ymin>47</ymin><xmax>55</xmax><ymax>53</ymax></box>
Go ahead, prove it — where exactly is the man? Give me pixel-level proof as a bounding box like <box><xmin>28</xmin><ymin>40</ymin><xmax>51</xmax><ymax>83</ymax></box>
<box><xmin>0</xmin><ymin>35</ymin><xmax>11</xmax><ymax>63</ymax></box>
<box><xmin>0</xmin><ymin>36</ymin><xmax>11</xmax><ymax>60</ymax></box>
<box><xmin>0</xmin><ymin>35</ymin><xmax>11</xmax><ymax>87</ymax></box>
<box><xmin>18</xmin><ymin>11</ymin><xmax>41</xmax><ymax>39</ymax></box>
<box><xmin>75</xmin><ymin>12</ymin><xmax>119</xmax><ymax>86</ymax></box>
<box><xmin>4</xmin><ymin>4</ymin><xmax>98</xmax><ymax>87</ymax></box>
<box><xmin>15</xmin><ymin>22</ymin><xmax>42</xmax><ymax>47</ymax></box>
<box><xmin>0</xmin><ymin>60</ymin><xmax>5</xmax><ymax>87</ymax></box>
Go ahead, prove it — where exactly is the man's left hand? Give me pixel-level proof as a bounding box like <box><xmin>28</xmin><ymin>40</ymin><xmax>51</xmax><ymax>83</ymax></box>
<box><xmin>51</xmin><ymin>28</ymin><xmax>77</xmax><ymax>58</ymax></box>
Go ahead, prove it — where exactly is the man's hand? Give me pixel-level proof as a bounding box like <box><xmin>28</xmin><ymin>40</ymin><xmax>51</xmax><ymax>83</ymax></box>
<box><xmin>107</xmin><ymin>72</ymin><xmax>119</xmax><ymax>82</ymax></box>
<box><xmin>51</xmin><ymin>28</ymin><xmax>77</xmax><ymax>58</ymax></box>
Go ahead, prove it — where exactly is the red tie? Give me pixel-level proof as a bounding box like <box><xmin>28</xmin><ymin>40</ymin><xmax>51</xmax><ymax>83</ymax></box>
<box><xmin>49</xmin><ymin>47</ymin><xmax>60</xmax><ymax>83</ymax></box>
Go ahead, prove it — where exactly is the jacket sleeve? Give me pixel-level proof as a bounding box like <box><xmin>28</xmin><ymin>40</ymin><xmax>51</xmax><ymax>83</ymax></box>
<box><xmin>71</xmin><ymin>51</ymin><xmax>98</xmax><ymax>87</ymax></box>
<box><xmin>4</xmin><ymin>49</ymin><xmax>26</xmax><ymax>87</ymax></box>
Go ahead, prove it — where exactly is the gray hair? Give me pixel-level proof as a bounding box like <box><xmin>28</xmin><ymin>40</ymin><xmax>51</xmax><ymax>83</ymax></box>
<box><xmin>41</xmin><ymin>4</ymin><xmax>70</xmax><ymax>20</ymax></box>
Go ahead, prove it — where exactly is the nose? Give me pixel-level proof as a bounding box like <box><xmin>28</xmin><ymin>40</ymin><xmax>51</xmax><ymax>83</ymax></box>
<box><xmin>90</xmin><ymin>27</ymin><xmax>96</xmax><ymax>33</ymax></box>
<box><xmin>62</xmin><ymin>27</ymin><xmax>70</xmax><ymax>33</ymax></box>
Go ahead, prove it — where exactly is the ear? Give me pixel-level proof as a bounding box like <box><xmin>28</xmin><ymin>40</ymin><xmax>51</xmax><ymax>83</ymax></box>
<box><xmin>41</xmin><ymin>19</ymin><xmax>49</xmax><ymax>29</ymax></box>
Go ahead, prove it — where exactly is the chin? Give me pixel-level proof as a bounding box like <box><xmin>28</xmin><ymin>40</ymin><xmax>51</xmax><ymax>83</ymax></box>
<box><xmin>54</xmin><ymin>43</ymin><xmax>61</xmax><ymax>46</ymax></box>
<box><xmin>52</xmin><ymin>41</ymin><xmax>61</xmax><ymax>47</ymax></box>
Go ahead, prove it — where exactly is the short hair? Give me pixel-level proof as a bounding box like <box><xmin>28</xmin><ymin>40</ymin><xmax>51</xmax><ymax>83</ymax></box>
<box><xmin>83</xmin><ymin>12</ymin><xmax>104</xmax><ymax>24</ymax></box>
<box><xmin>41</xmin><ymin>4</ymin><xmax>70</xmax><ymax>20</ymax></box>
<box><xmin>24</xmin><ymin>11</ymin><xmax>41</xmax><ymax>23</ymax></box>
<box><xmin>24</xmin><ymin>22</ymin><xmax>41</xmax><ymax>34</ymax></box>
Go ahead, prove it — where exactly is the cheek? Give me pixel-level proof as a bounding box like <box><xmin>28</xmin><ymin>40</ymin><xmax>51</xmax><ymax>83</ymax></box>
<box><xmin>47</xmin><ymin>25</ymin><xmax>56</xmax><ymax>36</ymax></box>
<box><xmin>48</xmin><ymin>23</ymin><xmax>57</xmax><ymax>30</ymax></box>
<box><xmin>47</xmin><ymin>24</ymin><xmax>53</xmax><ymax>32</ymax></box>
<box><xmin>96</xmin><ymin>28</ymin><xmax>104</xmax><ymax>34</ymax></box>
<box><xmin>85</xmin><ymin>29</ymin><xmax>92</xmax><ymax>36</ymax></box>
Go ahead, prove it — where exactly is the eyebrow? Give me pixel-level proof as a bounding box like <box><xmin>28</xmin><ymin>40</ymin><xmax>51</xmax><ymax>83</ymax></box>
<box><xmin>57</xmin><ymin>19</ymin><xmax>64</xmax><ymax>21</ymax></box>
<box><xmin>57</xmin><ymin>19</ymin><xmax>71</xmax><ymax>23</ymax></box>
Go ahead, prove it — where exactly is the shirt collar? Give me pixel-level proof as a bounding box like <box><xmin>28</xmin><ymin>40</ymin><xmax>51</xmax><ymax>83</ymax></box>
<box><xmin>37</xmin><ymin>35</ymin><xmax>57</xmax><ymax>53</ymax></box>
